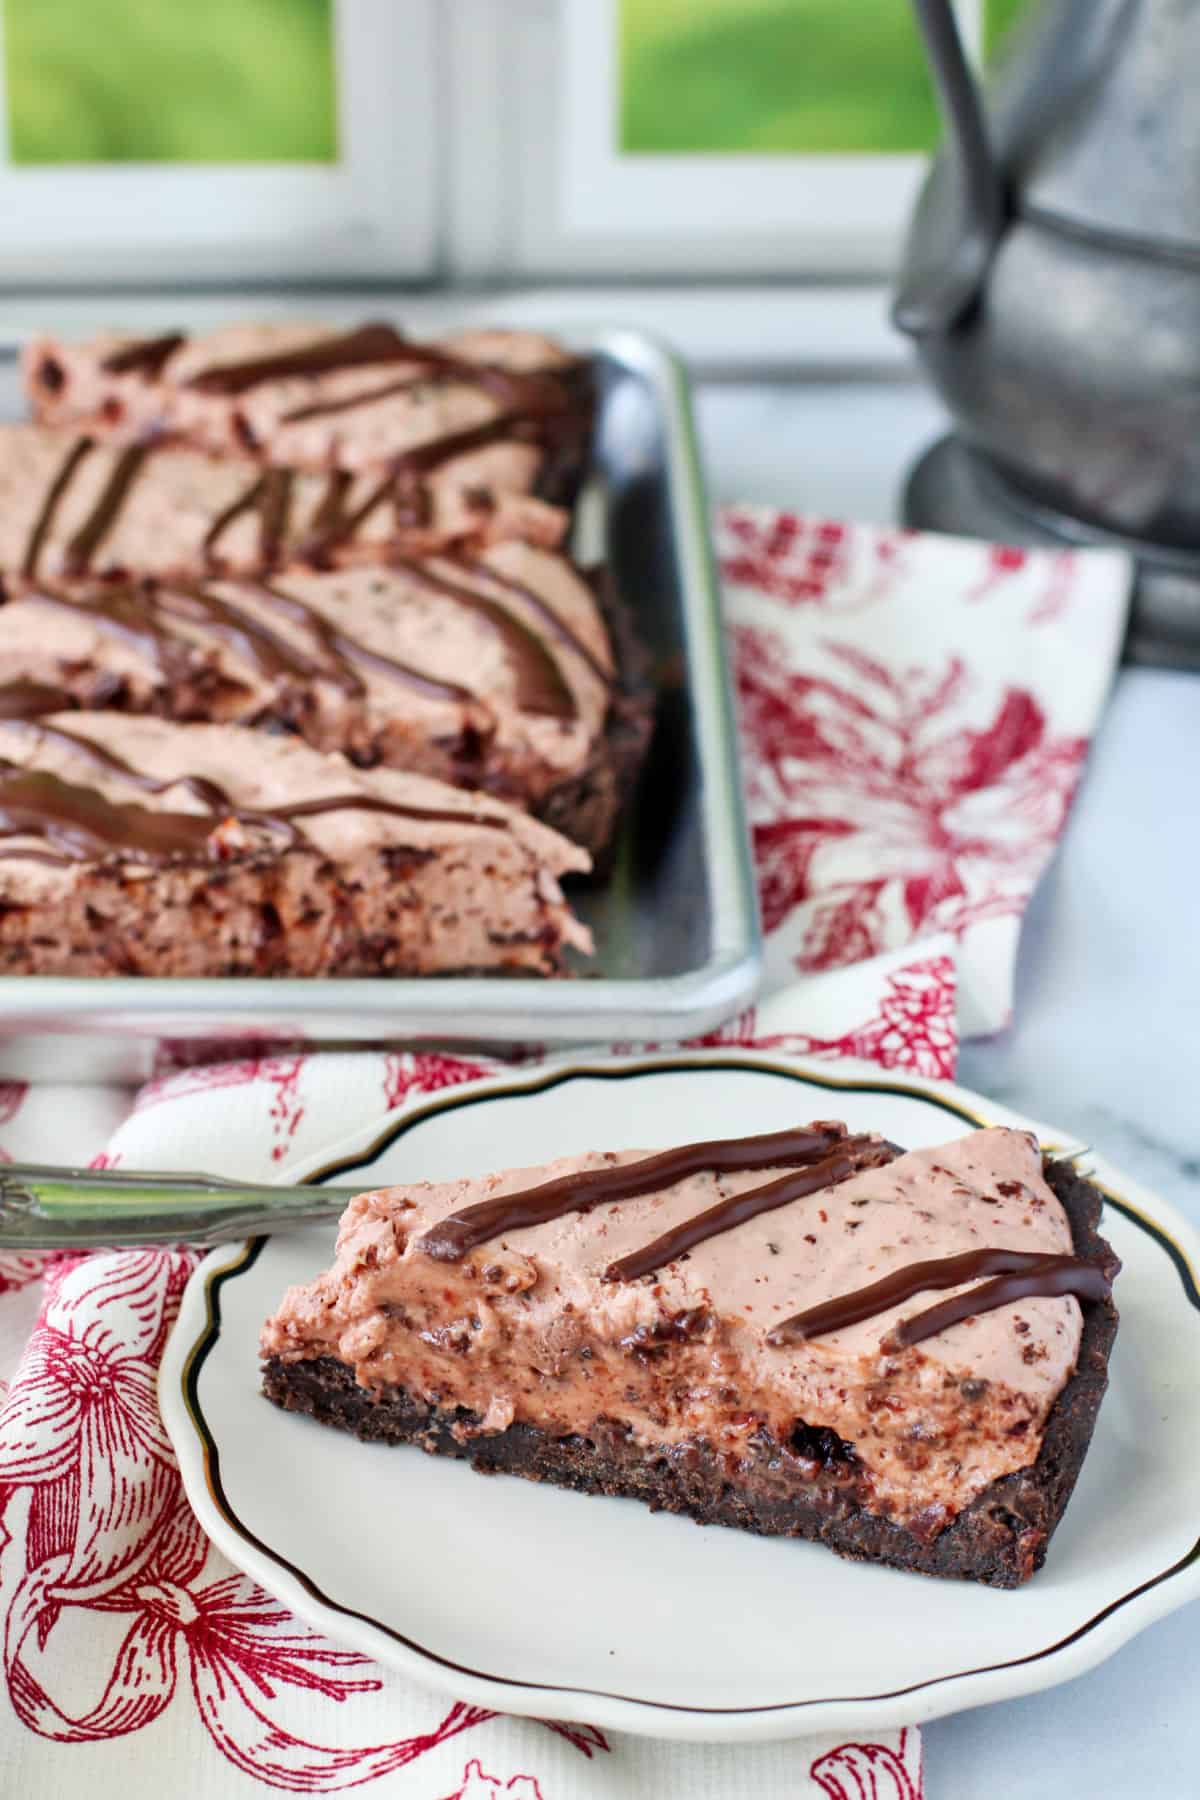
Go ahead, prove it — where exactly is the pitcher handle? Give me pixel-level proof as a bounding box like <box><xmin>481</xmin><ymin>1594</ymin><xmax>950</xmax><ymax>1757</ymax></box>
<box><xmin>893</xmin><ymin>0</ymin><xmax>1007</xmax><ymax>335</ymax></box>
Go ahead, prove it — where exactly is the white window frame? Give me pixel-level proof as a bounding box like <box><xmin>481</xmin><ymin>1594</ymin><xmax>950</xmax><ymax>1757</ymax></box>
<box><xmin>446</xmin><ymin>0</ymin><xmax>981</xmax><ymax>281</ymax></box>
<box><xmin>0</xmin><ymin>0</ymin><xmax>437</xmax><ymax>284</ymax></box>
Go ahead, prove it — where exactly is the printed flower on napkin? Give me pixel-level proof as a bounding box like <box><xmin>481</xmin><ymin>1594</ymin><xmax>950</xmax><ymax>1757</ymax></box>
<box><xmin>719</xmin><ymin>509</ymin><xmax>1128</xmax><ymax>1035</ymax></box>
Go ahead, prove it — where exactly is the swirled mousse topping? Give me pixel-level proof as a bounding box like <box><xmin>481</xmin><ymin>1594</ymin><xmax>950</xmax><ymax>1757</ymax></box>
<box><xmin>262</xmin><ymin>1127</ymin><xmax>1112</xmax><ymax>1529</ymax></box>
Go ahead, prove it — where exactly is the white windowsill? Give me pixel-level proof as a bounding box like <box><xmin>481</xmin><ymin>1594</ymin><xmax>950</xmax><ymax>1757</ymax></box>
<box><xmin>0</xmin><ymin>283</ymin><xmax>914</xmax><ymax>380</ymax></box>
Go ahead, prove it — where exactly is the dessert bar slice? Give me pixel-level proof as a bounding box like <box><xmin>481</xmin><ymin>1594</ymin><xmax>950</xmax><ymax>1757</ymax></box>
<box><xmin>0</xmin><ymin>711</ymin><xmax>591</xmax><ymax>976</ymax></box>
<box><xmin>261</xmin><ymin>1124</ymin><xmax>1119</xmax><ymax>1586</ymax></box>
<box><xmin>22</xmin><ymin>321</ymin><xmax>590</xmax><ymax>499</ymax></box>
<box><xmin>0</xmin><ymin>422</ymin><xmax>569</xmax><ymax>585</ymax></box>
<box><xmin>0</xmin><ymin>542</ymin><xmax>653</xmax><ymax>861</ymax></box>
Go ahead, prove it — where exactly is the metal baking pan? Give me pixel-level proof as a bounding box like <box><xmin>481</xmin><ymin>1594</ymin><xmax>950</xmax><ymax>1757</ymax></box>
<box><xmin>0</xmin><ymin>327</ymin><xmax>761</xmax><ymax>1080</ymax></box>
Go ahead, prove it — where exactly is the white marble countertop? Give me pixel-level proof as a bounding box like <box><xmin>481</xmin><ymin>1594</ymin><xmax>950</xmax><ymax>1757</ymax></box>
<box><xmin>696</xmin><ymin>373</ymin><xmax>1199</xmax><ymax>1798</ymax></box>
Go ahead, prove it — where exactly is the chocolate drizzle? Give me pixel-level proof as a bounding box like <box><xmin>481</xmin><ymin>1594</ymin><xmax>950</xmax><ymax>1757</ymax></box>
<box><xmin>879</xmin><ymin>1254</ymin><xmax>1120</xmax><ymax>1352</ymax></box>
<box><xmin>22</xmin><ymin>437</ymin><xmax>93</xmax><ymax>579</ymax></box>
<box><xmin>602</xmin><ymin>1138</ymin><xmax>895</xmax><ymax>1283</ymax></box>
<box><xmin>251</xmin><ymin>580</ymin><xmax>479</xmax><ymax>707</ymax></box>
<box><xmin>390</xmin><ymin>415</ymin><xmax>542</xmax><ymax>476</ymax></box>
<box><xmin>102</xmin><ymin>333</ymin><xmax>185</xmax><ymax>378</ymax></box>
<box><xmin>16</xmin><ymin>574</ymin><xmax>530</xmax><ymax>716</ymax></box>
<box><xmin>0</xmin><ymin>766</ymin><xmax>218</xmax><ymax>862</ymax></box>
<box><xmin>63</xmin><ymin>446</ymin><xmax>148</xmax><ymax>577</ymax></box>
<box><xmin>14</xmin><ymin>423</ymin><xmax>557</xmax><ymax>589</ymax></box>
<box><xmin>451</xmin><ymin>555</ymin><xmax>614</xmax><ymax>689</ymax></box>
<box><xmin>184</xmin><ymin>324</ymin><xmax>406</xmax><ymax>393</ymax></box>
<box><xmin>767</xmin><ymin>1246</ymin><xmax>1121</xmax><ymax>1350</ymax></box>
<box><xmin>391</xmin><ymin>560</ymin><xmax>574</xmax><ymax>719</ymax></box>
<box><xmin>0</xmin><ymin>717</ymin><xmax>512</xmax><ymax>866</ymax></box>
<box><xmin>417</xmin><ymin>1123</ymin><xmax>850</xmax><ymax>1262</ymax></box>
<box><xmin>182</xmin><ymin>323</ymin><xmax>419</xmax><ymax>394</ymax></box>
<box><xmin>10</xmin><ymin>414</ymin><xmax>572</xmax><ymax>588</ymax></box>
<box><xmin>418</xmin><ymin>1118</ymin><xmax>1120</xmax><ymax>1359</ymax></box>
<box><xmin>9</xmin><ymin>530</ymin><xmax>589</xmax><ymax>727</ymax></box>
<box><xmin>306</xmin><ymin>469</ymin><xmax>354</xmax><ymax>549</ymax></box>
<box><xmin>202</xmin><ymin>469</ymin><xmax>296</xmax><ymax>568</ymax></box>
<box><xmin>256</xmin><ymin>468</ymin><xmax>293</xmax><ymax>566</ymax></box>
<box><xmin>296</xmin><ymin>418</ymin><xmax>551</xmax><ymax>566</ymax></box>
<box><xmin>21</xmin><ymin>580</ymin><xmax>321</xmax><ymax>695</ymax></box>
<box><xmin>0</xmin><ymin>714</ymin><xmax>275</xmax><ymax>816</ymax></box>
<box><xmin>179</xmin><ymin>321</ymin><xmax>570</xmax><ymax>418</ymax></box>
<box><xmin>173</xmin><ymin>583</ymin><xmax>337</xmax><ymax>686</ymax></box>
<box><xmin>0</xmin><ymin>681</ymin><xmax>78</xmax><ymax>720</ymax></box>
<box><xmin>280</xmin><ymin>373</ymin><xmax>429</xmax><ymax>424</ymax></box>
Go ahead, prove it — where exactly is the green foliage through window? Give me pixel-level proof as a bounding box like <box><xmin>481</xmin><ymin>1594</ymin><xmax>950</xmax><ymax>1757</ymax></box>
<box><xmin>618</xmin><ymin>0</ymin><xmax>941</xmax><ymax>155</ymax></box>
<box><xmin>619</xmin><ymin>0</ymin><xmax>1037</xmax><ymax>157</ymax></box>
<box><xmin>4</xmin><ymin>0</ymin><xmax>337</xmax><ymax>165</ymax></box>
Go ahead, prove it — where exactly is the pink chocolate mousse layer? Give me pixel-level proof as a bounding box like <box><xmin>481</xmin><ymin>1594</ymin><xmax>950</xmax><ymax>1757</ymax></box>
<box><xmin>0</xmin><ymin>423</ymin><xmax>569</xmax><ymax>586</ymax></box>
<box><xmin>260</xmin><ymin>1128</ymin><xmax>1086</xmax><ymax>1531</ymax></box>
<box><xmin>21</xmin><ymin>321</ymin><xmax>590</xmax><ymax>488</ymax></box>
<box><xmin>0</xmin><ymin>543</ymin><xmax>618</xmax><ymax>832</ymax></box>
<box><xmin>0</xmin><ymin>711</ymin><xmax>591</xmax><ymax>977</ymax></box>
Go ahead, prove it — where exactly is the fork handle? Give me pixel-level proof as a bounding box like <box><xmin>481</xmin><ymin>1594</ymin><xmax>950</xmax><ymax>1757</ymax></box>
<box><xmin>0</xmin><ymin>1164</ymin><xmax>351</xmax><ymax>1248</ymax></box>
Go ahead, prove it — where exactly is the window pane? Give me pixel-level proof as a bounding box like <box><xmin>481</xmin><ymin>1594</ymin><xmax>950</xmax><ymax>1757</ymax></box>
<box><xmin>4</xmin><ymin>0</ymin><xmax>338</xmax><ymax>164</ymax></box>
<box><xmin>618</xmin><ymin>0</ymin><xmax>940</xmax><ymax>154</ymax></box>
<box><xmin>985</xmin><ymin>0</ymin><xmax>1030</xmax><ymax>57</ymax></box>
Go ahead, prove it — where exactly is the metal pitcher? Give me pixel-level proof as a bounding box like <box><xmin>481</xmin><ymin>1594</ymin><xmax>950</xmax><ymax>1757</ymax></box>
<box><xmin>896</xmin><ymin>0</ymin><xmax>1200</xmax><ymax>666</ymax></box>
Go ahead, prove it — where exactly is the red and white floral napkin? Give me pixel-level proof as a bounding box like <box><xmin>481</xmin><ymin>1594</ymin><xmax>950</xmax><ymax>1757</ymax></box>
<box><xmin>719</xmin><ymin>510</ymin><xmax>1127</xmax><ymax>1036</ymax></box>
<box><xmin>0</xmin><ymin>514</ymin><xmax>1129</xmax><ymax>1798</ymax></box>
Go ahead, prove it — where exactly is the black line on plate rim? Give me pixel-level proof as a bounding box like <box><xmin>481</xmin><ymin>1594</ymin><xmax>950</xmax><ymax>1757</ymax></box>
<box><xmin>307</xmin><ymin>1056</ymin><xmax>989</xmax><ymax>1186</ymax></box>
<box><xmin>179</xmin><ymin>1056</ymin><xmax>1200</xmax><ymax>1719</ymax></box>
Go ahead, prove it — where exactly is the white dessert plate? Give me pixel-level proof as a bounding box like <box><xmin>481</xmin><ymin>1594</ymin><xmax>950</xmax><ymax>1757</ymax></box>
<box><xmin>160</xmin><ymin>1052</ymin><xmax>1200</xmax><ymax>1742</ymax></box>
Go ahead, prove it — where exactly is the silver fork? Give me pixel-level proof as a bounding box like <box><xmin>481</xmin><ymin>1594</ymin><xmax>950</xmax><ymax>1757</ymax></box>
<box><xmin>0</xmin><ymin>1141</ymin><xmax>1097</xmax><ymax>1252</ymax></box>
<box><xmin>0</xmin><ymin>1163</ymin><xmax>361</xmax><ymax>1249</ymax></box>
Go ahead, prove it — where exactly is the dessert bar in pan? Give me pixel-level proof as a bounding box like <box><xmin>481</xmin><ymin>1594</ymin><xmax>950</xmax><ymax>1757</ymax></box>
<box><xmin>22</xmin><ymin>320</ymin><xmax>592</xmax><ymax>489</ymax></box>
<box><xmin>0</xmin><ymin>544</ymin><xmax>652</xmax><ymax>862</ymax></box>
<box><xmin>0</xmin><ymin>712</ymin><xmax>591</xmax><ymax>977</ymax></box>
<box><xmin>0</xmin><ymin>420</ymin><xmax>571</xmax><ymax>583</ymax></box>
